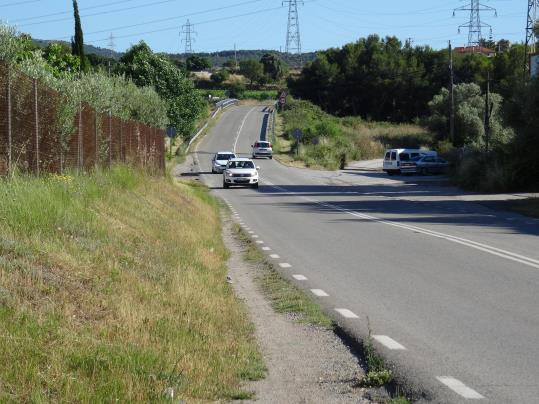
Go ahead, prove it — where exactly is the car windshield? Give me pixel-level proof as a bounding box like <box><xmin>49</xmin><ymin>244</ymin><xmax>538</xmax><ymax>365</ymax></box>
<box><xmin>411</xmin><ymin>156</ymin><xmax>423</xmax><ymax>161</ymax></box>
<box><xmin>227</xmin><ymin>161</ymin><xmax>255</xmax><ymax>169</ymax></box>
<box><xmin>216</xmin><ymin>154</ymin><xmax>234</xmax><ymax>160</ymax></box>
<box><xmin>255</xmin><ymin>142</ymin><xmax>270</xmax><ymax>147</ymax></box>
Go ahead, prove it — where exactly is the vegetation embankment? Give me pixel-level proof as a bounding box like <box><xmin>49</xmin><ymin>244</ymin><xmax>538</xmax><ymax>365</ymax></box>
<box><xmin>275</xmin><ymin>98</ymin><xmax>433</xmax><ymax>170</ymax></box>
<box><xmin>0</xmin><ymin>166</ymin><xmax>264</xmax><ymax>402</ymax></box>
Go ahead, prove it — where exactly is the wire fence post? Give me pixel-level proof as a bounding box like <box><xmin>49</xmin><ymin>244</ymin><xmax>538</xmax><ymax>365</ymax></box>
<box><xmin>95</xmin><ymin>111</ymin><xmax>99</xmax><ymax>169</ymax></box>
<box><xmin>77</xmin><ymin>101</ymin><xmax>83</xmax><ymax>173</ymax></box>
<box><xmin>108</xmin><ymin>111</ymin><xmax>112</xmax><ymax>167</ymax></box>
<box><xmin>7</xmin><ymin>65</ymin><xmax>12</xmax><ymax>176</ymax></box>
<box><xmin>33</xmin><ymin>79</ymin><xmax>40</xmax><ymax>176</ymax></box>
<box><xmin>119</xmin><ymin>116</ymin><xmax>124</xmax><ymax>162</ymax></box>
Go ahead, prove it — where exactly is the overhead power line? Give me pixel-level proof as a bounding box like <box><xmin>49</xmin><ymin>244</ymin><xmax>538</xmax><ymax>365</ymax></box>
<box><xmin>84</xmin><ymin>4</ymin><xmax>288</xmax><ymax>45</ymax></box>
<box><xmin>54</xmin><ymin>0</ymin><xmax>267</xmax><ymax>40</ymax></box>
<box><xmin>11</xmin><ymin>0</ymin><xmax>139</xmax><ymax>22</ymax></box>
<box><xmin>0</xmin><ymin>0</ymin><xmax>39</xmax><ymax>8</ymax></box>
<box><xmin>19</xmin><ymin>0</ymin><xmax>185</xmax><ymax>27</ymax></box>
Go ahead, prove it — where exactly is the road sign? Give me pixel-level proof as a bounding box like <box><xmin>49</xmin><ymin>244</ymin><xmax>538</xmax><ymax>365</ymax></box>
<box><xmin>292</xmin><ymin>128</ymin><xmax>302</xmax><ymax>140</ymax></box>
<box><xmin>279</xmin><ymin>91</ymin><xmax>288</xmax><ymax>106</ymax></box>
<box><xmin>166</xmin><ymin>127</ymin><xmax>177</xmax><ymax>138</ymax></box>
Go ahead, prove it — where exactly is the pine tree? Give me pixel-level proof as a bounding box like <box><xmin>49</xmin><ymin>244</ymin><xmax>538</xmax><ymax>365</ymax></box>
<box><xmin>71</xmin><ymin>0</ymin><xmax>87</xmax><ymax>71</ymax></box>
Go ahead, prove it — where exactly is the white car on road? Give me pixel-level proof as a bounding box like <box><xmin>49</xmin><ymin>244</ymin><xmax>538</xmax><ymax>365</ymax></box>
<box><xmin>251</xmin><ymin>141</ymin><xmax>273</xmax><ymax>159</ymax></box>
<box><xmin>211</xmin><ymin>151</ymin><xmax>236</xmax><ymax>173</ymax></box>
<box><xmin>223</xmin><ymin>158</ymin><xmax>259</xmax><ymax>189</ymax></box>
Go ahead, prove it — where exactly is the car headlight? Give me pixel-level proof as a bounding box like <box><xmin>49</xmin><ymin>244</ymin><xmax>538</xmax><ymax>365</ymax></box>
<box><xmin>226</xmin><ymin>171</ymin><xmax>233</xmax><ymax>177</ymax></box>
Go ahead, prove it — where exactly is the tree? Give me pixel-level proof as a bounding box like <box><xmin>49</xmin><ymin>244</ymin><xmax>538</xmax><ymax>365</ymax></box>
<box><xmin>185</xmin><ymin>55</ymin><xmax>211</xmax><ymax>71</ymax></box>
<box><xmin>71</xmin><ymin>0</ymin><xmax>87</xmax><ymax>71</ymax></box>
<box><xmin>43</xmin><ymin>43</ymin><xmax>80</xmax><ymax>76</ymax></box>
<box><xmin>239</xmin><ymin>59</ymin><xmax>263</xmax><ymax>86</ymax></box>
<box><xmin>260</xmin><ymin>53</ymin><xmax>286</xmax><ymax>81</ymax></box>
<box><xmin>116</xmin><ymin>41</ymin><xmax>205</xmax><ymax>137</ymax></box>
<box><xmin>211</xmin><ymin>69</ymin><xmax>230</xmax><ymax>85</ymax></box>
<box><xmin>426</xmin><ymin>83</ymin><xmax>512</xmax><ymax>147</ymax></box>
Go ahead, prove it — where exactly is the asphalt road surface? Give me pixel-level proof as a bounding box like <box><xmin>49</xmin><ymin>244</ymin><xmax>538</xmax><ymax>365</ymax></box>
<box><xmin>192</xmin><ymin>105</ymin><xmax>539</xmax><ymax>403</ymax></box>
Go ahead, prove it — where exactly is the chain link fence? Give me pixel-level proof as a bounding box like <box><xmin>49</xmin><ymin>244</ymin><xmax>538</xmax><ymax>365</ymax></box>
<box><xmin>0</xmin><ymin>61</ymin><xmax>165</xmax><ymax>176</ymax></box>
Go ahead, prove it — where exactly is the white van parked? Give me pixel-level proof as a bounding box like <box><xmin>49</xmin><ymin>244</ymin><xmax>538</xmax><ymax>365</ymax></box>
<box><xmin>383</xmin><ymin>149</ymin><xmax>437</xmax><ymax>175</ymax></box>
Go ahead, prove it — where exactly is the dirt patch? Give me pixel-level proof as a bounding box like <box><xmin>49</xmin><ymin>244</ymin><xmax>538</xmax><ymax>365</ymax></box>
<box><xmin>222</xmin><ymin>215</ymin><xmax>372</xmax><ymax>403</ymax></box>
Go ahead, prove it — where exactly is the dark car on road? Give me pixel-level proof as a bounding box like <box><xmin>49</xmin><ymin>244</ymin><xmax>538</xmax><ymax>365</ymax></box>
<box><xmin>400</xmin><ymin>156</ymin><xmax>449</xmax><ymax>175</ymax></box>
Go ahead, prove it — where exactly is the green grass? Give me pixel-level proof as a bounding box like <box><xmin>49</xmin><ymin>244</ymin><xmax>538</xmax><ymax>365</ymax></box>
<box><xmin>232</xmin><ymin>223</ymin><xmax>333</xmax><ymax>329</ymax></box>
<box><xmin>0</xmin><ymin>166</ymin><xmax>264</xmax><ymax>402</ymax></box>
<box><xmin>276</xmin><ymin>98</ymin><xmax>434</xmax><ymax>170</ymax></box>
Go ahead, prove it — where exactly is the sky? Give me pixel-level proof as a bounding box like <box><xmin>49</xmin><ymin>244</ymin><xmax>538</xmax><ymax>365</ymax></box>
<box><xmin>0</xmin><ymin>0</ymin><xmax>527</xmax><ymax>54</ymax></box>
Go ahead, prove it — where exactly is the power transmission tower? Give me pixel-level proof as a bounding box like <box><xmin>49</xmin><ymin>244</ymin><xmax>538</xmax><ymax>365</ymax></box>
<box><xmin>283</xmin><ymin>0</ymin><xmax>303</xmax><ymax>65</ymax></box>
<box><xmin>453</xmin><ymin>0</ymin><xmax>497</xmax><ymax>47</ymax></box>
<box><xmin>107</xmin><ymin>33</ymin><xmax>116</xmax><ymax>76</ymax></box>
<box><xmin>180</xmin><ymin>19</ymin><xmax>196</xmax><ymax>55</ymax></box>
<box><xmin>525</xmin><ymin>0</ymin><xmax>538</xmax><ymax>69</ymax></box>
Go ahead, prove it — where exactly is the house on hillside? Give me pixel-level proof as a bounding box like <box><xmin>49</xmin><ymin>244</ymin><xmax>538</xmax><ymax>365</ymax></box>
<box><xmin>454</xmin><ymin>46</ymin><xmax>496</xmax><ymax>57</ymax></box>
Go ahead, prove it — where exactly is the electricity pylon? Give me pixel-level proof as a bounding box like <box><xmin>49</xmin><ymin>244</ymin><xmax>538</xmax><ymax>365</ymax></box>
<box><xmin>180</xmin><ymin>19</ymin><xmax>196</xmax><ymax>54</ymax></box>
<box><xmin>453</xmin><ymin>0</ymin><xmax>497</xmax><ymax>47</ymax></box>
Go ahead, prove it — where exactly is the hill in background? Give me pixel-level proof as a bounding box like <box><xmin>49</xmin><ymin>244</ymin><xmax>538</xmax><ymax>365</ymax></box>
<box><xmin>32</xmin><ymin>39</ymin><xmax>316</xmax><ymax>67</ymax></box>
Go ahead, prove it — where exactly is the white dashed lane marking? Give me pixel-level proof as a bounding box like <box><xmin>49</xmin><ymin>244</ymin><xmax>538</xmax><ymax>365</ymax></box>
<box><xmin>436</xmin><ymin>377</ymin><xmax>485</xmax><ymax>399</ymax></box>
<box><xmin>279</xmin><ymin>263</ymin><xmax>292</xmax><ymax>268</ymax></box>
<box><xmin>252</xmin><ymin>235</ymin><xmax>259</xmax><ymax>238</ymax></box>
<box><xmin>256</xmin><ymin>240</ymin><xmax>264</xmax><ymax>244</ymax></box>
<box><xmin>270</xmin><ymin>254</ymin><xmax>280</xmax><ymax>259</ymax></box>
<box><xmin>373</xmin><ymin>335</ymin><xmax>407</xmax><ymax>350</ymax></box>
<box><xmin>311</xmin><ymin>289</ymin><xmax>329</xmax><ymax>297</ymax></box>
<box><xmin>262</xmin><ymin>247</ymin><xmax>271</xmax><ymax>251</ymax></box>
<box><xmin>335</xmin><ymin>309</ymin><xmax>359</xmax><ymax>319</ymax></box>
<box><xmin>293</xmin><ymin>275</ymin><xmax>307</xmax><ymax>280</ymax></box>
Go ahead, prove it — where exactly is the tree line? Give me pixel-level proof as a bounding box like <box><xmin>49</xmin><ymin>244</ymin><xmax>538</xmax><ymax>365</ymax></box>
<box><xmin>287</xmin><ymin>34</ymin><xmax>538</xmax><ymax>191</ymax></box>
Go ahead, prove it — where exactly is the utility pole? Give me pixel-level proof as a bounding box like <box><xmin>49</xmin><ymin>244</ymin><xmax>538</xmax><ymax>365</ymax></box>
<box><xmin>180</xmin><ymin>19</ymin><xmax>196</xmax><ymax>55</ymax></box>
<box><xmin>449</xmin><ymin>41</ymin><xmax>455</xmax><ymax>145</ymax></box>
<box><xmin>283</xmin><ymin>0</ymin><xmax>303</xmax><ymax>66</ymax></box>
<box><xmin>525</xmin><ymin>0</ymin><xmax>538</xmax><ymax>71</ymax></box>
<box><xmin>453</xmin><ymin>0</ymin><xmax>497</xmax><ymax>48</ymax></box>
<box><xmin>484</xmin><ymin>71</ymin><xmax>492</xmax><ymax>152</ymax></box>
<box><xmin>234</xmin><ymin>43</ymin><xmax>238</xmax><ymax>71</ymax></box>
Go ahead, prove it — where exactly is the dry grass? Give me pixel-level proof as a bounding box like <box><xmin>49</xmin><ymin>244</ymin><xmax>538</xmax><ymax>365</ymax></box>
<box><xmin>0</xmin><ymin>167</ymin><xmax>264</xmax><ymax>402</ymax></box>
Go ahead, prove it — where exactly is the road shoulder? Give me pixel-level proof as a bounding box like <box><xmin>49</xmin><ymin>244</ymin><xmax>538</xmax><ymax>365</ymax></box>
<box><xmin>221</xmin><ymin>214</ymin><xmax>372</xmax><ymax>404</ymax></box>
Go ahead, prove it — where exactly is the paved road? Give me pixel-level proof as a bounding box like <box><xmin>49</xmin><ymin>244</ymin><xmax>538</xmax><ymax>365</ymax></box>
<box><xmin>191</xmin><ymin>105</ymin><xmax>539</xmax><ymax>403</ymax></box>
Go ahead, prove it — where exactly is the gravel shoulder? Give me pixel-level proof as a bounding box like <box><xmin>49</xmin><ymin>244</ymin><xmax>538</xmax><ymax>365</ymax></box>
<box><xmin>221</xmin><ymin>215</ymin><xmax>372</xmax><ymax>404</ymax></box>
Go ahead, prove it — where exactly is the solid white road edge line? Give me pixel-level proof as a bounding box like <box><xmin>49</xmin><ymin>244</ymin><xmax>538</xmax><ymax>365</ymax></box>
<box><xmin>436</xmin><ymin>377</ymin><xmax>485</xmax><ymax>400</ymax></box>
<box><xmin>335</xmin><ymin>308</ymin><xmax>359</xmax><ymax>319</ymax></box>
<box><xmin>311</xmin><ymin>289</ymin><xmax>329</xmax><ymax>297</ymax></box>
<box><xmin>262</xmin><ymin>181</ymin><xmax>539</xmax><ymax>270</ymax></box>
<box><xmin>373</xmin><ymin>335</ymin><xmax>407</xmax><ymax>350</ymax></box>
<box><xmin>293</xmin><ymin>275</ymin><xmax>307</xmax><ymax>280</ymax></box>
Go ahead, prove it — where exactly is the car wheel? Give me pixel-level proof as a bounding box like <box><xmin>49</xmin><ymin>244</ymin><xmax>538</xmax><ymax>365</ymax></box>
<box><xmin>269</xmin><ymin>156</ymin><xmax>273</xmax><ymax>159</ymax></box>
<box><xmin>223</xmin><ymin>181</ymin><xmax>229</xmax><ymax>189</ymax></box>
<box><xmin>252</xmin><ymin>183</ymin><xmax>259</xmax><ymax>189</ymax></box>
<box><xmin>420</xmin><ymin>168</ymin><xmax>428</xmax><ymax>176</ymax></box>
